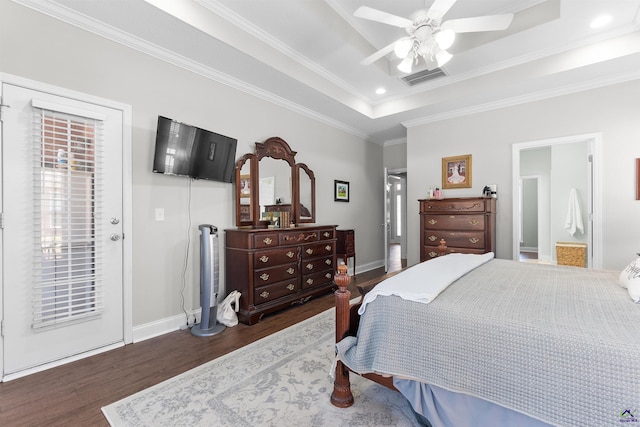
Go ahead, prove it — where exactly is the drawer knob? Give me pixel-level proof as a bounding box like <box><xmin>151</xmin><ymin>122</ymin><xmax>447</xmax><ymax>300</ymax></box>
<box><xmin>287</xmin><ymin>268</ymin><xmax>295</xmax><ymax>275</ymax></box>
<box><xmin>325</xmin><ymin>259</ymin><xmax>332</xmax><ymax>265</ymax></box>
<box><xmin>323</xmin><ymin>231</ymin><xmax>330</xmax><ymax>238</ymax></box>
<box><xmin>263</xmin><ymin>237</ymin><xmax>273</xmax><ymax>245</ymax></box>
<box><xmin>325</xmin><ymin>245</ymin><xmax>331</xmax><ymax>251</ymax></box>
<box><xmin>286</xmin><ymin>251</ymin><xmax>295</xmax><ymax>258</ymax></box>
<box><xmin>286</xmin><ymin>283</ymin><xmax>295</xmax><ymax>291</ymax></box>
<box><xmin>306</xmin><ymin>248</ymin><xmax>314</xmax><ymax>255</ymax></box>
<box><xmin>325</xmin><ymin>273</ymin><xmax>332</xmax><ymax>279</ymax></box>
<box><xmin>306</xmin><ymin>263</ymin><xmax>314</xmax><ymax>270</ymax></box>
<box><xmin>469</xmin><ymin>238</ymin><xmax>480</xmax><ymax>244</ymax></box>
<box><xmin>428</xmin><ymin>235</ymin><xmax>437</xmax><ymax>241</ymax></box>
<box><xmin>259</xmin><ymin>255</ymin><xmax>269</xmax><ymax>263</ymax></box>
<box><xmin>428</xmin><ymin>219</ymin><xmax>437</xmax><ymax>225</ymax></box>
<box><xmin>469</xmin><ymin>220</ymin><xmax>479</xmax><ymax>226</ymax></box>
<box><xmin>306</xmin><ymin>278</ymin><xmax>314</xmax><ymax>285</ymax></box>
<box><xmin>260</xmin><ymin>291</ymin><xmax>270</xmax><ymax>299</ymax></box>
<box><xmin>260</xmin><ymin>273</ymin><xmax>269</xmax><ymax>281</ymax></box>
<box><xmin>428</xmin><ymin>251</ymin><xmax>438</xmax><ymax>258</ymax></box>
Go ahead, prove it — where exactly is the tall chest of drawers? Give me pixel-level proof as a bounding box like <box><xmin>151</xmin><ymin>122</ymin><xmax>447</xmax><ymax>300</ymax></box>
<box><xmin>419</xmin><ymin>197</ymin><xmax>496</xmax><ymax>262</ymax></box>
<box><xmin>225</xmin><ymin>225</ymin><xmax>337</xmax><ymax>325</ymax></box>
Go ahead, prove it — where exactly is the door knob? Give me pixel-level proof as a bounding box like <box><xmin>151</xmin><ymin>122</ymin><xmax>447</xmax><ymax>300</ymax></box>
<box><xmin>110</xmin><ymin>233</ymin><xmax>121</xmax><ymax>241</ymax></box>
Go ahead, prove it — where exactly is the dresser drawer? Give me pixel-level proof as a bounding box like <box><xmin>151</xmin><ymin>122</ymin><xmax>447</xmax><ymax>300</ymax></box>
<box><xmin>318</xmin><ymin>228</ymin><xmax>335</xmax><ymax>240</ymax></box>
<box><xmin>254</xmin><ymin>279</ymin><xmax>299</xmax><ymax>304</ymax></box>
<box><xmin>423</xmin><ymin>246</ymin><xmax>486</xmax><ymax>259</ymax></box>
<box><xmin>423</xmin><ymin>230</ymin><xmax>485</xmax><ymax>249</ymax></box>
<box><xmin>253</xmin><ymin>247</ymin><xmax>299</xmax><ymax>267</ymax></box>
<box><xmin>423</xmin><ymin>214</ymin><xmax>486</xmax><ymax>231</ymax></box>
<box><xmin>302</xmin><ymin>241</ymin><xmax>335</xmax><ymax>259</ymax></box>
<box><xmin>254</xmin><ymin>263</ymin><xmax>298</xmax><ymax>286</ymax></box>
<box><xmin>302</xmin><ymin>270</ymin><xmax>334</xmax><ymax>289</ymax></box>
<box><xmin>301</xmin><ymin>255</ymin><xmax>334</xmax><ymax>274</ymax></box>
<box><xmin>421</xmin><ymin>199</ymin><xmax>488</xmax><ymax>213</ymax></box>
<box><xmin>253</xmin><ymin>233</ymin><xmax>280</xmax><ymax>249</ymax></box>
<box><xmin>279</xmin><ymin>230</ymin><xmax>319</xmax><ymax>245</ymax></box>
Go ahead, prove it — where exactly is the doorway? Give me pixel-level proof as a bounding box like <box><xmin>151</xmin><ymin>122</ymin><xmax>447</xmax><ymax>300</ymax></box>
<box><xmin>385</xmin><ymin>169</ymin><xmax>407</xmax><ymax>273</ymax></box>
<box><xmin>1</xmin><ymin>76</ymin><xmax>132</xmax><ymax>380</ymax></box>
<box><xmin>512</xmin><ymin>133</ymin><xmax>602</xmax><ymax>268</ymax></box>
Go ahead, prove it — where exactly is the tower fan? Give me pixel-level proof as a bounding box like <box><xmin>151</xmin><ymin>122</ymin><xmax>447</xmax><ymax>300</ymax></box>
<box><xmin>191</xmin><ymin>224</ymin><xmax>226</xmax><ymax>337</ymax></box>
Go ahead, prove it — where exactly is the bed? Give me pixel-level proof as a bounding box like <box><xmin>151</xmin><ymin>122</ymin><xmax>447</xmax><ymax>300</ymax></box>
<box><xmin>330</xmin><ymin>248</ymin><xmax>640</xmax><ymax>427</ymax></box>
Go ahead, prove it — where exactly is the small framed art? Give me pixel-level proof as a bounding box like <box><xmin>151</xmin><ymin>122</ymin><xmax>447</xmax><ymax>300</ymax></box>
<box><xmin>442</xmin><ymin>154</ymin><xmax>472</xmax><ymax>189</ymax></box>
<box><xmin>334</xmin><ymin>180</ymin><xmax>350</xmax><ymax>202</ymax></box>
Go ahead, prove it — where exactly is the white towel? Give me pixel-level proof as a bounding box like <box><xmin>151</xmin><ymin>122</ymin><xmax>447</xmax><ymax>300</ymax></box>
<box><xmin>357</xmin><ymin>252</ymin><xmax>495</xmax><ymax>315</ymax></box>
<box><xmin>564</xmin><ymin>188</ymin><xmax>584</xmax><ymax>236</ymax></box>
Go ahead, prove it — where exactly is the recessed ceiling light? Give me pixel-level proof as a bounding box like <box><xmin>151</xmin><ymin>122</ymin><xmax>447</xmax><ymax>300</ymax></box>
<box><xmin>375</xmin><ymin>87</ymin><xmax>386</xmax><ymax>95</ymax></box>
<box><xmin>590</xmin><ymin>15</ymin><xmax>612</xmax><ymax>29</ymax></box>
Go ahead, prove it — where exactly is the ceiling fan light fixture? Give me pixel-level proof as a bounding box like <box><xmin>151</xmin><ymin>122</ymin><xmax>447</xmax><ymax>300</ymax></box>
<box><xmin>435</xmin><ymin>50</ymin><xmax>453</xmax><ymax>67</ymax></box>
<box><xmin>397</xmin><ymin>55</ymin><xmax>414</xmax><ymax>73</ymax></box>
<box><xmin>435</xmin><ymin>28</ymin><xmax>455</xmax><ymax>50</ymax></box>
<box><xmin>394</xmin><ymin>38</ymin><xmax>413</xmax><ymax>58</ymax></box>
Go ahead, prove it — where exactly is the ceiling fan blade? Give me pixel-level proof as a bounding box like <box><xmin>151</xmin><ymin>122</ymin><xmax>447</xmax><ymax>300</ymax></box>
<box><xmin>354</xmin><ymin>6</ymin><xmax>413</xmax><ymax>28</ymax></box>
<box><xmin>441</xmin><ymin>14</ymin><xmax>514</xmax><ymax>33</ymax></box>
<box><xmin>425</xmin><ymin>0</ymin><xmax>457</xmax><ymax>21</ymax></box>
<box><xmin>361</xmin><ymin>38</ymin><xmax>408</xmax><ymax>65</ymax></box>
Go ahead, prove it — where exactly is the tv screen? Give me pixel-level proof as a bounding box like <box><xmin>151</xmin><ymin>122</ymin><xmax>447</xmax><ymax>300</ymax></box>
<box><xmin>152</xmin><ymin>116</ymin><xmax>237</xmax><ymax>183</ymax></box>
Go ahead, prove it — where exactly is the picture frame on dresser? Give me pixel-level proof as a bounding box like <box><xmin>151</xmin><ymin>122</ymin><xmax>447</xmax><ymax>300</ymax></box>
<box><xmin>240</xmin><ymin>174</ymin><xmax>251</xmax><ymax>198</ymax></box>
<box><xmin>334</xmin><ymin>180</ymin><xmax>350</xmax><ymax>202</ymax></box>
<box><xmin>442</xmin><ymin>154</ymin><xmax>472</xmax><ymax>189</ymax></box>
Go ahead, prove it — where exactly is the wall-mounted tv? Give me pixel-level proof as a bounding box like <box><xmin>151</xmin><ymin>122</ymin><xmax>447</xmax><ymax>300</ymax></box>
<box><xmin>152</xmin><ymin>116</ymin><xmax>237</xmax><ymax>183</ymax></box>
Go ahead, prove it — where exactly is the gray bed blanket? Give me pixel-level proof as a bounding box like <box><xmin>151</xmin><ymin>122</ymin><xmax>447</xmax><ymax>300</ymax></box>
<box><xmin>336</xmin><ymin>259</ymin><xmax>640</xmax><ymax>427</ymax></box>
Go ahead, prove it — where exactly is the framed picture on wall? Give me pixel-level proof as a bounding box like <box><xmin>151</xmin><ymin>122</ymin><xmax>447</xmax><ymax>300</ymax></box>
<box><xmin>442</xmin><ymin>154</ymin><xmax>472</xmax><ymax>189</ymax></box>
<box><xmin>334</xmin><ymin>180</ymin><xmax>350</xmax><ymax>202</ymax></box>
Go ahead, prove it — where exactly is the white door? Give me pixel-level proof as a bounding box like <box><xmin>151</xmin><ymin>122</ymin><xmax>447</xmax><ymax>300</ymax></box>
<box><xmin>1</xmin><ymin>83</ymin><xmax>124</xmax><ymax>376</ymax></box>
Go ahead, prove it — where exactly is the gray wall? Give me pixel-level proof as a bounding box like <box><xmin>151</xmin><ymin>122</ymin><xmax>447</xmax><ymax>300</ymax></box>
<box><xmin>0</xmin><ymin>0</ymin><xmax>384</xmax><ymax>327</ymax></box>
<box><xmin>406</xmin><ymin>79</ymin><xmax>640</xmax><ymax>270</ymax></box>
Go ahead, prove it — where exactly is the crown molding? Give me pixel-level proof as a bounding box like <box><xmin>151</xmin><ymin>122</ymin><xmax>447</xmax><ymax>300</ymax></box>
<box><xmin>403</xmin><ymin>69</ymin><xmax>640</xmax><ymax>127</ymax></box>
<box><xmin>11</xmin><ymin>0</ymin><xmax>371</xmax><ymax>142</ymax></box>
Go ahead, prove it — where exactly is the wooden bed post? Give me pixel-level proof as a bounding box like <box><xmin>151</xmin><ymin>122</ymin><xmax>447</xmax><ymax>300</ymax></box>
<box><xmin>331</xmin><ymin>263</ymin><xmax>354</xmax><ymax>407</ymax></box>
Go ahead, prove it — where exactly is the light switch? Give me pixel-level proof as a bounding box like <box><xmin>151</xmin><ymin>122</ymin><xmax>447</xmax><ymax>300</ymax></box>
<box><xmin>155</xmin><ymin>208</ymin><xmax>165</xmax><ymax>222</ymax></box>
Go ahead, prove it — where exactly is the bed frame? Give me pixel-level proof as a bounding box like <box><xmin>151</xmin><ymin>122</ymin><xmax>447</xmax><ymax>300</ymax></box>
<box><xmin>330</xmin><ymin>239</ymin><xmax>448</xmax><ymax>407</ymax></box>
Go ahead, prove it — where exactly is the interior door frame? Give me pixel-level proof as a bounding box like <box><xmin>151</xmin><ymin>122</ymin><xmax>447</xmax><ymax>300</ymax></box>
<box><xmin>0</xmin><ymin>73</ymin><xmax>133</xmax><ymax>377</ymax></box>
<box><xmin>511</xmin><ymin>132</ymin><xmax>602</xmax><ymax>268</ymax></box>
<box><xmin>384</xmin><ymin>168</ymin><xmax>407</xmax><ymax>272</ymax></box>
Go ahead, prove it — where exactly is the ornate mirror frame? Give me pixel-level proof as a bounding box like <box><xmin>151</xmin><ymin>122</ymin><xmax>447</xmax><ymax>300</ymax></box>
<box><xmin>234</xmin><ymin>136</ymin><xmax>316</xmax><ymax>227</ymax></box>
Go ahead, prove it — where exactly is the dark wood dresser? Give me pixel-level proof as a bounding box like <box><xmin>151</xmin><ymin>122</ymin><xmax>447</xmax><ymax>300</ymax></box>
<box><xmin>336</xmin><ymin>229</ymin><xmax>356</xmax><ymax>278</ymax></box>
<box><xmin>225</xmin><ymin>225</ymin><xmax>337</xmax><ymax>325</ymax></box>
<box><xmin>419</xmin><ymin>197</ymin><xmax>496</xmax><ymax>262</ymax></box>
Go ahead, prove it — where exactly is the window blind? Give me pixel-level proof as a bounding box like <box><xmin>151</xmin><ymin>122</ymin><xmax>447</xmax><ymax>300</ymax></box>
<box><xmin>32</xmin><ymin>107</ymin><xmax>104</xmax><ymax>330</ymax></box>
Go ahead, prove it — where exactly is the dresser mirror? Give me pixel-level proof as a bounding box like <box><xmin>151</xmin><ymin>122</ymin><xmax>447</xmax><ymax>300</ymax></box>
<box><xmin>296</xmin><ymin>163</ymin><xmax>315</xmax><ymax>224</ymax></box>
<box><xmin>234</xmin><ymin>137</ymin><xmax>316</xmax><ymax>227</ymax></box>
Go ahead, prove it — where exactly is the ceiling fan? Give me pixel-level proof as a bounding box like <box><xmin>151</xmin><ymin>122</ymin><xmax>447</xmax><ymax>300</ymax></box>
<box><xmin>355</xmin><ymin>0</ymin><xmax>514</xmax><ymax>73</ymax></box>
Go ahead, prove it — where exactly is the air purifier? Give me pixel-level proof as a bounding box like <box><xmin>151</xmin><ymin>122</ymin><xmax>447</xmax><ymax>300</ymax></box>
<box><xmin>191</xmin><ymin>224</ymin><xmax>226</xmax><ymax>337</ymax></box>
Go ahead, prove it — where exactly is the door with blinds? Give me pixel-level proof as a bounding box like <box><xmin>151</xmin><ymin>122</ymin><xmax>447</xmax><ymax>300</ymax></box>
<box><xmin>1</xmin><ymin>83</ymin><xmax>124</xmax><ymax>376</ymax></box>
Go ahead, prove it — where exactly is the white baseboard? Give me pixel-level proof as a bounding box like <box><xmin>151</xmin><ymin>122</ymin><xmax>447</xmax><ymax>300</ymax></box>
<box><xmin>133</xmin><ymin>260</ymin><xmax>388</xmax><ymax>343</ymax></box>
<box><xmin>133</xmin><ymin>308</ymin><xmax>201</xmax><ymax>343</ymax></box>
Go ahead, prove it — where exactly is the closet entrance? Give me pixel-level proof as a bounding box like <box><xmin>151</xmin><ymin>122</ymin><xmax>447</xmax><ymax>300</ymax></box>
<box><xmin>512</xmin><ymin>133</ymin><xmax>602</xmax><ymax>268</ymax></box>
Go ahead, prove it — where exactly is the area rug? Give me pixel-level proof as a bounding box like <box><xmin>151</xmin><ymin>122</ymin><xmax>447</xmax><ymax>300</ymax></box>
<box><xmin>102</xmin><ymin>307</ymin><xmax>421</xmax><ymax>426</ymax></box>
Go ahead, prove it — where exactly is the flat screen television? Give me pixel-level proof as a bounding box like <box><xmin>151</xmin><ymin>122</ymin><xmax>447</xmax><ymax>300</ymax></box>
<box><xmin>152</xmin><ymin>116</ymin><xmax>237</xmax><ymax>183</ymax></box>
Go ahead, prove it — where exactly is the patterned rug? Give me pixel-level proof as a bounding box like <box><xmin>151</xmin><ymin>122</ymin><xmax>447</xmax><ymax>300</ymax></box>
<box><xmin>102</xmin><ymin>307</ymin><xmax>421</xmax><ymax>426</ymax></box>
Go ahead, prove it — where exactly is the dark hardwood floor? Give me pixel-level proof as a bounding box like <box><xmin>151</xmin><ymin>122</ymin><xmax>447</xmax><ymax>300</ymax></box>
<box><xmin>0</xmin><ymin>266</ymin><xmax>396</xmax><ymax>426</ymax></box>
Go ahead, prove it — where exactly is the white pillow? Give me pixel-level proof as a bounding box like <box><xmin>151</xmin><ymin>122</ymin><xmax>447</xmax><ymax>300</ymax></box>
<box><xmin>620</xmin><ymin>258</ymin><xmax>640</xmax><ymax>302</ymax></box>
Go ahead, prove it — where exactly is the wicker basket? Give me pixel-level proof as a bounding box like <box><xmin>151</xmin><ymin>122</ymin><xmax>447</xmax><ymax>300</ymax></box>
<box><xmin>556</xmin><ymin>242</ymin><xmax>587</xmax><ymax>268</ymax></box>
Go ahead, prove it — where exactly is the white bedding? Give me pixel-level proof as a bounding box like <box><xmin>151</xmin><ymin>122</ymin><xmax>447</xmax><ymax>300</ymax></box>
<box><xmin>358</xmin><ymin>252</ymin><xmax>494</xmax><ymax>315</ymax></box>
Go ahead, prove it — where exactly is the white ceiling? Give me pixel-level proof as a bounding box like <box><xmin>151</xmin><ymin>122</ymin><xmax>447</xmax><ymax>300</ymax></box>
<box><xmin>23</xmin><ymin>0</ymin><xmax>640</xmax><ymax>144</ymax></box>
